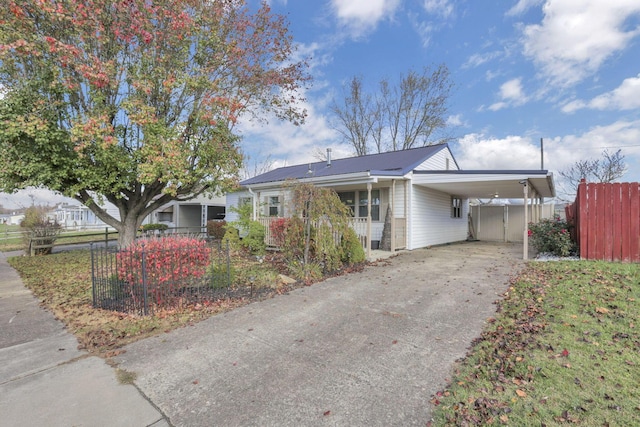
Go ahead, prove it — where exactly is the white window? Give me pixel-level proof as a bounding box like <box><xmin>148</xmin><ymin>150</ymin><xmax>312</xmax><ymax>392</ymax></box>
<box><xmin>268</xmin><ymin>196</ymin><xmax>281</xmax><ymax>217</ymax></box>
<box><xmin>338</xmin><ymin>192</ymin><xmax>356</xmax><ymax>216</ymax></box>
<box><xmin>451</xmin><ymin>197</ymin><xmax>462</xmax><ymax>218</ymax></box>
<box><xmin>359</xmin><ymin>189</ymin><xmax>380</xmax><ymax>221</ymax></box>
<box><xmin>338</xmin><ymin>190</ymin><xmax>380</xmax><ymax>221</ymax></box>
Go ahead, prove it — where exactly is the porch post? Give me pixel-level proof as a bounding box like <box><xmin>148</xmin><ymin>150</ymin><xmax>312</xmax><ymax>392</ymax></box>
<box><xmin>367</xmin><ymin>183</ymin><xmax>372</xmax><ymax>259</ymax></box>
<box><xmin>404</xmin><ymin>180</ymin><xmax>409</xmax><ymax>250</ymax></box>
<box><xmin>254</xmin><ymin>191</ymin><xmax>260</xmax><ymax>220</ymax></box>
<box><xmin>391</xmin><ymin>180</ymin><xmax>396</xmax><ymax>252</ymax></box>
<box><xmin>523</xmin><ymin>182</ymin><xmax>529</xmax><ymax>260</ymax></box>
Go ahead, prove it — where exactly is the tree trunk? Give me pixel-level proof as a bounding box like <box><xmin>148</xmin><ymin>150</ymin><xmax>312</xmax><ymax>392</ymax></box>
<box><xmin>117</xmin><ymin>215</ymin><xmax>141</xmax><ymax>248</ymax></box>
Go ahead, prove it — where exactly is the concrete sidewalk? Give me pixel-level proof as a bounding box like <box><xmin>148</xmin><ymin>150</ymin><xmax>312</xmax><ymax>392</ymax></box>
<box><xmin>0</xmin><ymin>250</ymin><xmax>169</xmax><ymax>427</ymax></box>
<box><xmin>115</xmin><ymin>241</ymin><xmax>524</xmax><ymax>426</ymax></box>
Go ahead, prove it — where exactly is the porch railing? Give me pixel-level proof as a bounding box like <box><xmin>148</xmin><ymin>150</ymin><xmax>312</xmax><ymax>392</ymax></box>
<box><xmin>255</xmin><ymin>216</ymin><xmax>406</xmax><ymax>251</ymax></box>
<box><xmin>256</xmin><ymin>217</ymin><xmax>279</xmax><ymax>249</ymax></box>
<box><xmin>349</xmin><ymin>217</ymin><xmax>368</xmax><ymax>248</ymax></box>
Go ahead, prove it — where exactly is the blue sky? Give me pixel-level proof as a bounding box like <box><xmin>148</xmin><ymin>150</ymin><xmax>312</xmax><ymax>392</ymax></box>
<box><xmin>2</xmin><ymin>0</ymin><xmax>639</xmax><ymax>208</ymax></box>
<box><xmin>239</xmin><ymin>0</ymin><xmax>640</xmax><ymax>193</ymax></box>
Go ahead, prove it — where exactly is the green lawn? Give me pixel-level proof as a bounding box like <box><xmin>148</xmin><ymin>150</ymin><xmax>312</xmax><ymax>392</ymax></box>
<box><xmin>0</xmin><ymin>227</ymin><xmax>118</xmax><ymax>252</ymax></box>
<box><xmin>431</xmin><ymin>261</ymin><xmax>640</xmax><ymax>426</ymax></box>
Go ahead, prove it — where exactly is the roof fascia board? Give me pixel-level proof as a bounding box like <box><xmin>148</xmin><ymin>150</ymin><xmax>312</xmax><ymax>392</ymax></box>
<box><xmin>414</xmin><ymin>170</ymin><xmax>550</xmax><ymax>175</ymax></box>
<box><xmin>242</xmin><ymin>171</ymin><xmax>374</xmax><ymax>190</ymax></box>
<box><xmin>413</xmin><ymin>173</ymin><xmax>547</xmax><ymax>184</ymax></box>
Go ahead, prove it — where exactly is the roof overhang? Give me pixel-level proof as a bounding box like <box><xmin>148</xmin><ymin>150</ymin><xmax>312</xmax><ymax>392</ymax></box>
<box><xmin>412</xmin><ymin>170</ymin><xmax>555</xmax><ymax>199</ymax></box>
<box><xmin>242</xmin><ymin>171</ymin><xmax>380</xmax><ymax>190</ymax></box>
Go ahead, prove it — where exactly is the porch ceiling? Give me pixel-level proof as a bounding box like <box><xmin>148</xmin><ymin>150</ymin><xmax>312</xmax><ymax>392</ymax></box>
<box><xmin>412</xmin><ymin>171</ymin><xmax>555</xmax><ymax>199</ymax></box>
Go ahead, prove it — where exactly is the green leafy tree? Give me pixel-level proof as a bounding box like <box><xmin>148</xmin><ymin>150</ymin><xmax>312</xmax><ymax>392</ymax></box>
<box><xmin>0</xmin><ymin>0</ymin><xmax>310</xmax><ymax>247</ymax></box>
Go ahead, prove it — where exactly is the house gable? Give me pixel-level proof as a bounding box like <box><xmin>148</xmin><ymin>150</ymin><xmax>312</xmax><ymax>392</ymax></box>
<box><xmin>413</xmin><ymin>145</ymin><xmax>459</xmax><ymax>171</ymax></box>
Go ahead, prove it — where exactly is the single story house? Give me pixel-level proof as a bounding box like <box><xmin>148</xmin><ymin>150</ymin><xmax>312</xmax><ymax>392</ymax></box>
<box><xmin>52</xmin><ymin>203</ymin><xmax>119</xmax><ymax>229</ymax></box>
<box><xmin>146</xmin><ymin>194</ymin><xmax>226</xmax><ymax>232</ymax></box>
<box><xmin>226</xmin><ymin>143</ymin><xmax>555</xmax><ymax>258</ymax></box>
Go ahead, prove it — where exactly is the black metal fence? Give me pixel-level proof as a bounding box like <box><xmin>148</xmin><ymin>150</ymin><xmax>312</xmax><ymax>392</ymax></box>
<box><xmin>90</xmin><ymin>236</ymin><xmax>231</xmax><ymax>315</ymax></box>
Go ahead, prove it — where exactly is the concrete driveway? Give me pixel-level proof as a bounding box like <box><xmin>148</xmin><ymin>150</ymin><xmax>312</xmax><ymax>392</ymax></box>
<box><xmin>115</xmin><ymin>241</ymin><xmax>524</xmax><ymax>426</ymax></box>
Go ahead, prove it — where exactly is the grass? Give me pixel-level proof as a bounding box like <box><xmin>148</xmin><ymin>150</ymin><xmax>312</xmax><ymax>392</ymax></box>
<box><xmin>0</xmin><ymin>226</ymin><xmax>118</xmax><ymax>252</ymax></box>
<box><xmin>7</xmin><ymin>248</ymin><xmax>286</xmax><ymax>355</ymax></box>
<box><xmin>431</xmin><ymin>261</ymin><xmax>640</xmax><ymax>426</ymax></box>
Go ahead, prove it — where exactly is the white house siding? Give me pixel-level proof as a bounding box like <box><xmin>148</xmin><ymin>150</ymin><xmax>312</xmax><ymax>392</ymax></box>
<box><xmin>390</xmin><ymin>180</ymin><xmax>408</xmax><ymax>218</ymax></box>
<box><xmin>413</xmin><ymin>148</ymin><xmax>458</xmax><ymax>171</ymax></box>
<box><xmin>224</xmin><ymin>191</ymin><xmax>246</xmax><ymax>222</ymax></box>
<box><xmin>409</xmin><ymin>185</ymin><xmax>468</xmax><ymax>249</ymax></box>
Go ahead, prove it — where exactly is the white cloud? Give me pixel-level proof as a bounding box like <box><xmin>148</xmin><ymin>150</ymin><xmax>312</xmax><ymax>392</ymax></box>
<box><xmin>489</xmin><ymin>77</ymin><xmax>528</xmax><ymax>110</ymax></box>
<box><xmin>522</xmin><ymin>1</ymin><xmax>640</xmax><ymax>87</ymax></box>
<box><xmin>446</xmin><ymin>114</ymin><xmax>466</xmax><ymax>127</ymax></box>
<box><xmin>463</xmin><ymin>51</ymin><xmax>502</xmax><ymax>69</ymax></box>
<box><xmin>330</xmin><ymin>0</ymin><xmax>401</xmax><ymax>38</ymax></box>
<box><xmin>488</xmin><ymin>101</ymin><xmax>508</xmax><ymax>112</ymax></box>
<box><xmin>485</xmin><ymin>70</ymin><xmax>501</xmax><ymax>81</ymax></box>
<box><xmin>423</xmin><ymin>0</ymin><xmax>454</xmax><ymax>18</ymax></box>
<box><xmin>454</xmin><ymin>120</ymin><xmax>640</xmax><ymax>183</ymax></box>
<box><xmin>456</xmin><ymin>134</ymin><xmax>541</xmax><ymax>170</ymax></box>
<box><xmin>239</xmin><ymin>91</ymin><xmax>340</xmax><ymax>169</ymax></box>
<box><xmin>410</xmin><ymin>18</ymin><xmax>436</xmax><ymax>48</ymax></box>
<box><xmin>500</xmin><ymin>78</ymin><xmax>526</xmax><ymax>101</ymax></box>
<box><xmin>562</xmin><ymin>73</ymin><xmax>640</xmax><ymax>113</ymax></box>
<box><xmin>506</xmin><ymin>0</ymin><xmax>544</xmax><ymax>17</ymax></box>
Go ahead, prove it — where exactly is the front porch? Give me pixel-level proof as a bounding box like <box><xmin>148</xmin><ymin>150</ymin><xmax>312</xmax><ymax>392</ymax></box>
<box><xmin>251</xmin><ymin>178</ymin><xmax>410</xmax><ymax>259</ymax></box>
<box><xmin>256</xmin><ymin>216</ymin><xmax>407</xmax><ymax>255</ymax></box>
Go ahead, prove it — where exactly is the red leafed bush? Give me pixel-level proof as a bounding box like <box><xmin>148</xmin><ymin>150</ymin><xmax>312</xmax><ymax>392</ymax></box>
<box><xmin>206</xmin><ymin>220</ymin><xmax>226</xmax><ymax>240</ymax></box>
<box><xmin>116</xmin><ymin>236</ymin><xmax>211</xmax><ymax>305</ymax></box>
<box><xmin>269</xmin><ymin>217</ymin><xmax>290</xmax><ymax>247</ymax></box>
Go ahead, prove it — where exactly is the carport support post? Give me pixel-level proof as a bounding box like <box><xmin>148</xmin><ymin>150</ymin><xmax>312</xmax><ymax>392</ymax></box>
<box><xmin>367</xmin><ymin>183</ymin><xmax>372</xmax><ymax>260</ymax></box>
<box><xmin>523</xmin><ymin>181</ymin><xmax>529</xmax><ymax>260</ymax></box>
<box><xmin>391</xmin><ymin>179</ymin><xmax>396</xmax><ymax>252</ymax></box>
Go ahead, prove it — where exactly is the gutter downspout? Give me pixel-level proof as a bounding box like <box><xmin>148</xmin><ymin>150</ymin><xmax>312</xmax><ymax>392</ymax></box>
<box><xmin>247</xmin><ymin>187</ymin><xmax>257</xmax><ymax>220</ymax></box>
<box><xmin>523</xmin><ymin>181</ymin><xmax>529</xmax><ymax>260</ymax></box>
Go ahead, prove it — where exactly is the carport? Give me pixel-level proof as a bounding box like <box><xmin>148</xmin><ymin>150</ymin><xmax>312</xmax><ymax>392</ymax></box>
<box><xmin>413</xmin><ymin>170</ymin><xmax>556</xmax><ymax>259</ymax></box>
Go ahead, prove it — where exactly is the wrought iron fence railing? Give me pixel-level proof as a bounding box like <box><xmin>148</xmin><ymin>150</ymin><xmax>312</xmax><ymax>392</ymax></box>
<box><xmin>90</xmin><ymin>236</ymin><xmax>231</xmax><ymax>315</ymax></box>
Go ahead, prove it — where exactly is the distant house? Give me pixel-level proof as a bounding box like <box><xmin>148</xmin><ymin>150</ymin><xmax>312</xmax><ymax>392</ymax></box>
<box><xmin>145</xmin><ymin>194</ymin><xmax>226</xmax><ymax>232</ymax></box>
<box><xmin>8</xmin><ymin>213</ymin><xmax>25</xmax><ymax>226</ymax></box>
<box><xmin>53</xmin><ymin>203</ymin><xmax>119</xmax><ymax>229</ymax></box>
<box><xmin>0</xmin><ymin>213</ymin><xmax>23</xmax><ymax>225</ymax></box>
<box><xmin>226</xmin><ymin>143</ymin><xmax>555</xmax><ymax>257</ymax></box>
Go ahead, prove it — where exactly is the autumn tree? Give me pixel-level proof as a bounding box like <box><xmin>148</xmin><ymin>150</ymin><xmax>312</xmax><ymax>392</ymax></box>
<box><xmin>0</xmin><ymin>0</ymin><xmax>310</xmax><ymax>247</ymax></box>
<box><xmin>330</xmin><ymin>64</ymin><xmax>453</xmax><ymax>155</ymax></box>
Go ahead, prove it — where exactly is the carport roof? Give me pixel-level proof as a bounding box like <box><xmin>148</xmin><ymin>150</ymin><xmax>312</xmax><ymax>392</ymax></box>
<box><xmin>413</xmin><ymin>170</ymin><xmax>555</xmax><ymax>199</ymax></box>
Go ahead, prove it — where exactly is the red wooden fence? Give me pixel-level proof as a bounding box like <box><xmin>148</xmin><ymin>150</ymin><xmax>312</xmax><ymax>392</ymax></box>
<box><xmin>565</xmin><ymin>180</ymin><xmax>640</xmax><ymax>262</ymax></box>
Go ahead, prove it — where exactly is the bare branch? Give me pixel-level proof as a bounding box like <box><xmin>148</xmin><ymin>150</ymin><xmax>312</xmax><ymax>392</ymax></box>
<box><xmin>558</xmin><ymin>149</ymin><xmax>627</xmax><ymax>199</ymax></box>
<box><xmin>330</xmin><ymin>65</ymin><xmax>453</xmax><ymax>155</ymax></box>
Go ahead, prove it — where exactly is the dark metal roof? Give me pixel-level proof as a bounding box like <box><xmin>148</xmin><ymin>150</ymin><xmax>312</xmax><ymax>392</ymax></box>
<box><xmin>241</xmin><ymin>144</ymin><xmax>449</xmax><ymax>186</ymax></box>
